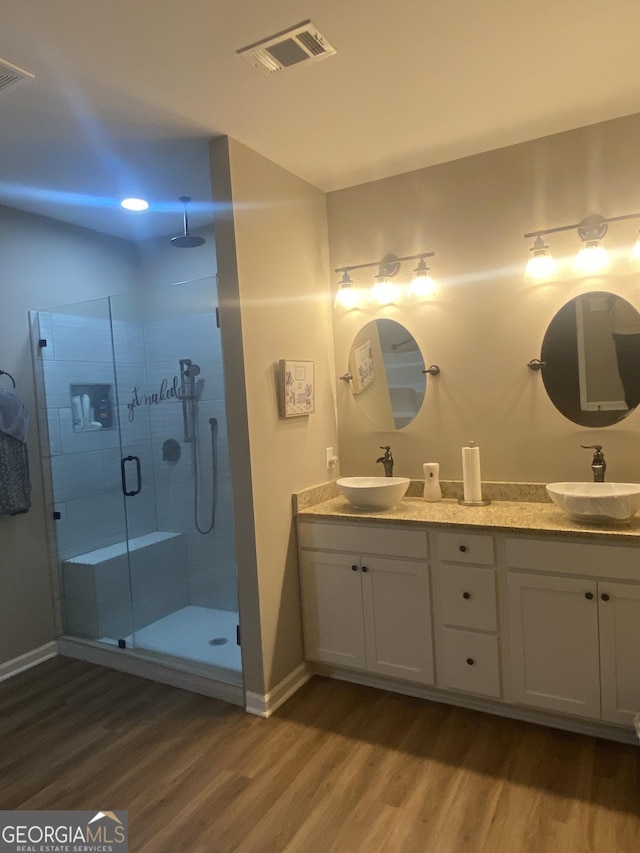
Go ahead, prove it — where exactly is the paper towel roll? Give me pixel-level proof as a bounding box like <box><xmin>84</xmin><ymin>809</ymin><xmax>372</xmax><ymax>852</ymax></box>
<box><xmin>462</xmin><ymin>443</ymin><xmax>482</xmax><ymax>503</ymax></box>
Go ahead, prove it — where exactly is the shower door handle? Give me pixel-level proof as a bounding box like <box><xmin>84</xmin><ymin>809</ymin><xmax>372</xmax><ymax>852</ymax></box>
<box><xmin>121</xmin><ymin>455</ymin><xmax>142</xmax><ymax>497</ymax></box>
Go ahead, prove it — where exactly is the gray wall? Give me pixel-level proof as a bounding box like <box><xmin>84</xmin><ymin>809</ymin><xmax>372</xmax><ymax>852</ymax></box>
<box><xmin>328</xmin><ymin>113</ymin><xmax>640</xmax><ymax>485</ymax></box>
<box><xmin>211</xmin><ymin>137</ymin><xmax>338</xmax><ymax>696</ymax></box>
<box><xmin>0</xmin><ymin>205</ymin><xmax>139</xmax><ymax>664</ymax></box>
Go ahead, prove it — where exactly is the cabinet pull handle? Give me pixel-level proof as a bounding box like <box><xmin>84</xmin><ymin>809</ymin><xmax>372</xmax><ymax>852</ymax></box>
<box><xmin>466</xmin><ymin>658</ymin><xmax>475</xmax><ymax>666</ymax></box>
<box><xmin>351</xmin><ymin>564</ymin><xmax>358</xmax><ymax>572</ymax></box>
<box><xmin>462</xmin><ymin>591</ymin><xmax>471</xmax><ymax>600</ymax></box>
<box><xmin>601</xmin><ymin>593</ymin><xmax>610</xmax><ymax>601</ymax></box>
<box><xmin>585</xmin><ymin>592</ymin><xmax>594</xmax><ymax>600</ymax></box>
<box><xmin>459</xmin><ymin>545</ymin><xmax>468</xmax><ymax>553</ymax></box>
<box><xmin>361</xmin><ymin>566</ymin><xmax>368</xmax><ymax>573</ymax></box>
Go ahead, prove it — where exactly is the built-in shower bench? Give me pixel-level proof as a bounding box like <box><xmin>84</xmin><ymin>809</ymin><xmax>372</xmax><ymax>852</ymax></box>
<box><xmin>62</xmin><ymin>531</ymin><xmax>189</xmax><ymax>641</ymax></box>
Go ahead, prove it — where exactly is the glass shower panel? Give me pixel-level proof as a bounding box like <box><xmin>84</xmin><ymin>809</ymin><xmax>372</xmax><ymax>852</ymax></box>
<box><xmin>35</xmin><ymin>297</ymin><xmax>134</xmax><ymax>646</ymax></box>
<box><xmin>109</xmin><ymin>277</ymin><xmax>240</xmax><ymax>674</ymax></box>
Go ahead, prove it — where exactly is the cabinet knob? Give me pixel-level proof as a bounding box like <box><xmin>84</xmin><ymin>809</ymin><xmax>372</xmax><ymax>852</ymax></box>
<box><xmin>361</xmin><ymin>566</ymin><xmax>368</xmax><ymax>573</ymax></box>
<box><xmin>601</xmin><ymin>593</ymin><xmax>610</xmax><ymax>602</ymax></box>
<box><xmin>585</xmin><ymin>592</ymin><xmax>594</xmax><ymax>600</ymax></box>
<box><xmin>351</xmin><ymin>564</ymin><xmax>358</xmax><ymax>572</ymax></box>
<box><xmin>466</xmin><ymin>658</ymin><xmax>475</xmax><ymax>666</ymax></box>
<box><xmin>459</xmin><ymin>545</ymin><xmax>468</xmax><ymax>553</ymax></box>
<box><xmin>462</xmin><ymin>591</ymin><xmax>471</xmax><ymax>600</ymax></box>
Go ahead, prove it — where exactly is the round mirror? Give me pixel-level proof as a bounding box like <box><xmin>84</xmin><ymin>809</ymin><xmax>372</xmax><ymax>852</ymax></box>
<box><xmin>347</xmin><ymin>319</ymin><xmax>427</xmax><ymax>429</ymax></box>
<box><xmin>541</xmin><ymin>291</ymin><xmax>640</xmax><ymax>426</ymax></box>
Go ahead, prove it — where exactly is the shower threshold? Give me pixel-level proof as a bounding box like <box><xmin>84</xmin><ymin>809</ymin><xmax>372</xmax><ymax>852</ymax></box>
<box><xmin>57</xmin><ymin>606</ymin><xmax>244</xmax><ymax>707</ymax></box>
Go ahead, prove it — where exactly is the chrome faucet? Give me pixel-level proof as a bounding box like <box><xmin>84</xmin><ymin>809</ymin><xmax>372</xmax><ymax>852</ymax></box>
<box><xmin>581</xmin><ymin>444</ymin><xmax>606</xmax><ymax>482</ymax></box>
<box><xmin>376</xmin><ymin>446</ymin><xmax>394</xmax><ymax>477</ymax></box>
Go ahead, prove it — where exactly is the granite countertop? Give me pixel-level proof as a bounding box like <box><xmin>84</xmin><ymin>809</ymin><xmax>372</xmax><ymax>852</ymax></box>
<box><xmin>294</xmin><ymin>481</ymin><xmax>640</xmax><ymax>542</ymax></box>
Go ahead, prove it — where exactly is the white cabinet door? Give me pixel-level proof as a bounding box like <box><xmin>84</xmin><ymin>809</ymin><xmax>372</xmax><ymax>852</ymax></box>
<box><xmin>507</xmin><ymin>572</ymin><xmax>601</xmax><ymax>718</ymax></box>
<box><xmin>598</xmin><ymin>581</ymin><xmax>640</xmax><ymax>725</ymax></box>
<box><xmin>299</xmin><ymin>551</ymin><xmax>366</xmax><ymax>669</ymax></box>
<box><xmin>362</xmin><ymin>556</ymin><xmax>434</xmax><ymax>685</ymax></box>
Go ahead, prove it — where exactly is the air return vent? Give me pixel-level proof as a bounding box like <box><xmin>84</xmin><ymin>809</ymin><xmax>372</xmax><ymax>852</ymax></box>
<box><xmin>237</xmin><ymin>20</ymin><xmax>336</xmax><ymax>76</ymax></box>
<box><xmin>0</xmin><ymin>57</ymin><xmax>34</xmax><ymax>93</ymax></box>
<box><xmin>0</xmin><ymin>59</ymin><xmax>35</xmax><ymax>92</ymax></box>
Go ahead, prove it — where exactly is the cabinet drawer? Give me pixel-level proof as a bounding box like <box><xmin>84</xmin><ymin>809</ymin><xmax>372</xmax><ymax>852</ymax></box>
<box><xmin>436</xmin><ymin>531</ymin><xmax>494</xmax><ymax>565</ymax></box>
<box><xmin>505</xmin><ymin>537</ymin><xmax>640</xmax><ymax>580</ymax></box>
<box><xmin>298</xmin><ymin>521</ymin><xmax>428</xmax><ymax>560</ymax></box>
<box><xmin>436</xmin><ymin>564</ymin><xmax>497</xmax><ymax>631</ymax></box>
<box><xmin>437</xmin><ymin>628</ymin><xmax>501</xmax><ymax>698</ymax></box>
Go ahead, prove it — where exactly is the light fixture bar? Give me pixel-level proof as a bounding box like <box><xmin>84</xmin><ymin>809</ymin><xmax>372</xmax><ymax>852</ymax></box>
<box><xmin>524</xmin><ymin>212</ymin><xmax>640</xmax><ymax>240</ymax></box>
<box><xmin>335</xmin><ymin>251</ymin><xmax>434</xmax><ymax>274</ymax></box>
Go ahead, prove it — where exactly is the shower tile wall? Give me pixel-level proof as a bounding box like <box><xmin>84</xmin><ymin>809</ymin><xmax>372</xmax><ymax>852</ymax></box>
<box><xmin>36</xmin><ymin>302</ymin><xmax>237</xmax><ymax>622</ymax></box>
<box><xmin>37</xmin><ymin>311</ymin><xmax>157</xmax><ymax>562</ymax></box>
<box><xmin>141</xmin><ymin>312</ymin><xmax>237</xmax><ymax>613</ymax></box>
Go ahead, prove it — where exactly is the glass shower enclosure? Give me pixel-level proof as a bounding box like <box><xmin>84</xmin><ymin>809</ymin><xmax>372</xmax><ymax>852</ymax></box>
<box><xmin>32</xmin><ymin>277</ymin><xmax>241</xmax><ymax>685</ymax></box>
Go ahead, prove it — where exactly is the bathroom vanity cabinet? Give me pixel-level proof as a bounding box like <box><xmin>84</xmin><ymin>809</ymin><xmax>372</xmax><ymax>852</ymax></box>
<box><xmin>297</xmin><ymin>522</ymin><xmax>434</xmax><ymax>684</ymax></box>
<box><xmin>296</xmin><ymin>504</ymin><xmax>640</xmax><ymax>741</ymax></box>
<box><xmin>505</xmin><ymin>536</ymin><xmax>640</xmax><ymax>726</ymax></box>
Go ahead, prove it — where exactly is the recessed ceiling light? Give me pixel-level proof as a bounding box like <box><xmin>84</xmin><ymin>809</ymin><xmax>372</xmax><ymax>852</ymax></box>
<box><xmin>120</xmin><ymin>197</ymin><xmax>149</xmax><ymax>211</ymax></box>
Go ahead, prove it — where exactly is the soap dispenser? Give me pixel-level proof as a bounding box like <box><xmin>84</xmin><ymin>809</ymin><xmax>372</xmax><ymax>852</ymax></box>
<box><xmin>423</xmin><ymin>462</ymin><xmax>442</xmax><ymax>502</ymax></box>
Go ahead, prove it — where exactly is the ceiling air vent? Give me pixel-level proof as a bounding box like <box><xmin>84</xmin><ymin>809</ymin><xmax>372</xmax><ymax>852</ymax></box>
<box><xmin>0</xmin><ymin>57</ymin><xmax>34</xmax><ymax>94</ymax></box>
<box><xmin>237</xmin><ymin>21</ymin><xmax>336</xmax><ymax>76</ymax></box>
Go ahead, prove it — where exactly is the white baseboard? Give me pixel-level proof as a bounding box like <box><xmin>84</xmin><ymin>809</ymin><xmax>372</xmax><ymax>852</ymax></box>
<box><xmin>245</xmin><ymin>661</ymin><xmax>313</xmax><ymax>718</ymax></box>
<box><xmin>0</xmin><ymin>641</ymin><xmax>58</xmax><ymax>683</ymax></box>
<box><xmin>57</xmin><ymin>636</ymin><xmax>245</xmax><ymax>707</ymax></box>
<box><xmin>315</xmin><ymin>664</ymin><xmax>638</xmax><ymax>745</ymax></box>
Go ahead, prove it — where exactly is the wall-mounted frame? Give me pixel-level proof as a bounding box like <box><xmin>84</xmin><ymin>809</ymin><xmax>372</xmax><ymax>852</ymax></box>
<box><xmin>279</xmin><ymin>359</ymin><xmax>315</xmax><ymax>417</ymax></box>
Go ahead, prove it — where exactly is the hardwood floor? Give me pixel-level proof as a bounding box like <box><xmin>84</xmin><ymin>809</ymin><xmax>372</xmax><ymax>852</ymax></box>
<box><xmin>1</xmin><ymin>656</ymin><xmax>638</xmax><ymax>852</ymax></box>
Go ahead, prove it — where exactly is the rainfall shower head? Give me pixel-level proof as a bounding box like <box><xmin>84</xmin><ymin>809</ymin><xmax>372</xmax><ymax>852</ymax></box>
<box><xmin>171</xmin><ymin>197</ymin><xmax>206</xmax><ymax>249</ymax></box>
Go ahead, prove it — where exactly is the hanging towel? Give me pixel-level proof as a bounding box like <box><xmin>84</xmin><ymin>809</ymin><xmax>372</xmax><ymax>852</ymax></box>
<box><xmin>0</xmin><ymin>388</ymin><xmax>31</xmax><ymax>515</ymax></box>
<box><xmin>0</xmin><ymin>432</ymin><xmax>31</xmax><ymax>515</ymax></box>
<box><xmin>0</xmin><ymin>388</ymin><xmax>29</xmax><ymax>443</ymax></box>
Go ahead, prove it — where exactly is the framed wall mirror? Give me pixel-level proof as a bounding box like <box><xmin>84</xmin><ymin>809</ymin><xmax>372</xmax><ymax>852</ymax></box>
<box><xmin>541</xmin><ymin>291</ymin><xmax>640</xmax><ymax>427</ymax></box>
<box><xmin>346</xmin><ymin>318</ymin><xmax>427</xmax><ymax>429</ymax></box>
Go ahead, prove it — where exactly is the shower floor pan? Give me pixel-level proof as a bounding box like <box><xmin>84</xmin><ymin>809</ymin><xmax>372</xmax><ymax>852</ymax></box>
<box><xmin>101</xmin><ymin>605</ymin><xmax>241</xmax><ymax>671</ymax></box>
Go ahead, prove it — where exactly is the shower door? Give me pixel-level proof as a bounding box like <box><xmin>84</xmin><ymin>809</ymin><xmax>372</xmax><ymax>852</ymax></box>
<box><xmin>109</xmin><ymin>277</ymin><xmax>240</xmax><ymax>674</ymax></box>
<box><xmin>40</xmin><ymin>278</ymin><xmax>240</xmax><ymax>677</ymax></box>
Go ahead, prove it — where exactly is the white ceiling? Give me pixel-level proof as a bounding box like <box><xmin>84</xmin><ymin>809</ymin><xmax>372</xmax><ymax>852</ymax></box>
<box><xmin>3</xmin><ymin>0</ymin><xmax>640</xmax><ymax>241</ymax></box>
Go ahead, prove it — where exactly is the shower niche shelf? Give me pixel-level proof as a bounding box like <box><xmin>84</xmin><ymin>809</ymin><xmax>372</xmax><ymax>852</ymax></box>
<box><xmin>70</xmin><ymin>383</ymin><xmax>114</xmax><ymax>432</ymax></box>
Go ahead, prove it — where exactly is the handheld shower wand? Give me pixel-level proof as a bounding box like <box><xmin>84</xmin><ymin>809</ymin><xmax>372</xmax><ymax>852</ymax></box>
<box><xmin>179</xmin><ymin>359</ymin><xmax>202</xmax><ymax>442</ymax></box>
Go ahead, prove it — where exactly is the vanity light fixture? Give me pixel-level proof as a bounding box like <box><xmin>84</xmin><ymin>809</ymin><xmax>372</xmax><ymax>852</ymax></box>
<box><xmin>524</xmin><ymin>236</ymin><xmax>558</xmax><ymax>281</ymax></box>
<box><xmin>333</xmin><ymin>271</ymin><xmax>360</xmax><ymax>309</ymax></box>
<box><xmin>407</xmin><ymin>257</ymin><xmax>438</xmax><ymax>299</ymax></box>
<box><xmin>369</xmin><ymin>254</ymin><xmax>402</xmax><ymax>305</ymax></box>
<box><xmin>572</xmin><ymin>215</ymin><xmax>610</xmax><ymax>275</ymax></box>
<box><xmin>573</xmin><ymin>237</ymin><xmax>610</xmax><ymax>275</ymax></box>
<box><xmin>334</xmin><ymin>251</ymin><xmax>436</xmax><ymax>309</ymax></box>
<box><xmin>524</xmin><ymin>212</ymin><xmax>640</xmax><ymax>280</ymax></box>
<box><xmin>629</xmin><ymin>230</ymin><xmax>640</xmax><ymax>263</ymax></box>
<box><xmin>369</xmin><ymin>273</ymin><xmax>400</xmax><ymax>305</ymax></box>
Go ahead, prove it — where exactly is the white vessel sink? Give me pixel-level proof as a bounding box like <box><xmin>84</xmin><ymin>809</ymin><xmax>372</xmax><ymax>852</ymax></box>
<box><xmin>546</xmin><ymin>482</ymin><xmax>640</xmax><ymax>523</ymax></box>
<box><xmin>337</xmin><ymin>476</ymin><xmax>410</xmax><ymax>511</ymax></box>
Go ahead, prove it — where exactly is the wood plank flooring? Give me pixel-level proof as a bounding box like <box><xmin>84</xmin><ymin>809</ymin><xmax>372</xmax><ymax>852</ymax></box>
<box><xmin>1</xmin><ymin>656</ymin><xmax>638</xmax><ymax>852</ymax></box>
